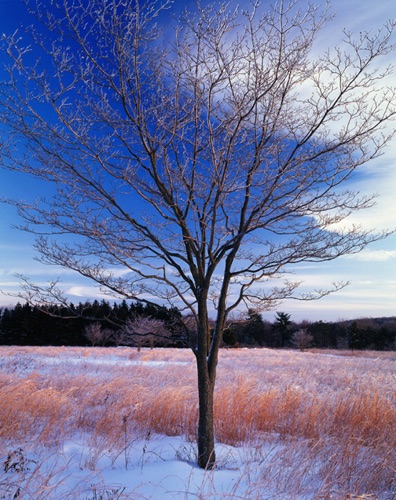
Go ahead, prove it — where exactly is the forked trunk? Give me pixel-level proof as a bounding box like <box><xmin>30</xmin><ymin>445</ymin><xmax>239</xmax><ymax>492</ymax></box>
<box><xmin>194</xmin><ymin>284</ymin><xmax>226</xmax><ymax>469</ymax></box>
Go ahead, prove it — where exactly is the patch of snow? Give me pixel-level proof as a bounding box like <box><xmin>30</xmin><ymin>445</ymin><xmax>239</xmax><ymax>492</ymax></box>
<box><xmin>1</xmin><ymin>435</ymin><xmax>282</xmax><ymax>499</ymax></box>
<box><xmin>37</xmin><ymin>355</ymin><xmax>190</xmax><ymax>368</ymax></box>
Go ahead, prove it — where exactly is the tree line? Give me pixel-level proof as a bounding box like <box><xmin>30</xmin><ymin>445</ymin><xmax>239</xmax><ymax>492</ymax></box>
<box><xmin>227</xmin><ymin>311</ymin><xmax>396</xmax><ymax>351</ymax></box>
<box><xmin>0</xmin><ymin>300</ymin><xmax>182</xmax><ymax>348</ymax></box>
<box><xmin>0</xmin><ymin>302</ymin><xmax>395</xmax><ymax>351</ymax></box>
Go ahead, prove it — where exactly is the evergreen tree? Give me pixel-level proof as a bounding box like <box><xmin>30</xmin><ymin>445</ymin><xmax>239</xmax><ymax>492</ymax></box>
<box><xmin>272</xmin><ymin>312</ymin><xmax>293</xmax><ymax>347</ymax></box>
<box><xmin>242</xmin><ymin>310</ymin><xmax>266</xmax><ymax>345</ymax></box>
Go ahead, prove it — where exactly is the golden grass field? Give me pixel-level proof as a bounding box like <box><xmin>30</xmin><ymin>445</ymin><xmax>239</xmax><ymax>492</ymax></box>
<box><xmin>0</xmin><ymin>346</ymin><xmax>395</xmax><ymax>498</ymax></box>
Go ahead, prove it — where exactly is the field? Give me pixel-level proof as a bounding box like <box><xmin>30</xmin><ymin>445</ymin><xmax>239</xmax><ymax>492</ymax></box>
<box><xmin>0</xmin><ymin>346</ymin><xmax>395</xmax><ymax>499</ymax></box>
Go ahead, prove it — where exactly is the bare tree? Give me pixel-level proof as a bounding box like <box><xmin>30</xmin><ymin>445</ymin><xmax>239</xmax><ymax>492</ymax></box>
<box><xmin>290</xmin><ymin>329</ymin><xmax>314</xmax><ymax>351</ymax></box>
<box><xmin>0</xmin><ymin>0</ymin><xmax>395</xmax><ymax>467</ymax></box>
<box><xmin>119</xmin><ymin>315</ymin><xmax>171</xmax><ymax>350</ymax></box>
<box><xmin>84</xmin><ymin>322</ymin><xmax>114</xmax><ymax>347</ymax></box>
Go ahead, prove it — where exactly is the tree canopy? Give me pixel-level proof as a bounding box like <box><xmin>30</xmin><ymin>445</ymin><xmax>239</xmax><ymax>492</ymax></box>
<box><xmin>1</xmin><ymin>0</ymin><xmax>395</xmax><ymax>468</ymax></box>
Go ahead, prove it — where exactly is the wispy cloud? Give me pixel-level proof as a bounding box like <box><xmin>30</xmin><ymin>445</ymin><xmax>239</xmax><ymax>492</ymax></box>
<box><xmin>66</xmin><ymin>286</ymin><xmax>112</xmax><ymax>300</ymax></box>
<box><xmin>345</xmin><ymin>249</ymin><xmax>396</xmax><ymax>262</ymax></box>
<box><xmin>330</xmin><ymin>0</ymin><xmax>395</xmax><ymax>31</ymax></box>
<box><xmin>312</xmin><ymin>0</ymin><xmax>396</xmax><ymax>235</ymax></box>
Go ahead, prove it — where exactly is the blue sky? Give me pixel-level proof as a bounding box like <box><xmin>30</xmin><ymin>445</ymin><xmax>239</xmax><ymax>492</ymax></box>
<box><xmin>0</xmin><ymin>0</ymin><xmax>395</xmax><ymax>322</ymax></box>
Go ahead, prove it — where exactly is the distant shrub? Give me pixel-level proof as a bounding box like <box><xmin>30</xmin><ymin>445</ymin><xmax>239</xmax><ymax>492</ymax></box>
<box><xmin>291</xmin><ymin>329</ymin><xmax>313</xmax><ymax>351</ymax></box>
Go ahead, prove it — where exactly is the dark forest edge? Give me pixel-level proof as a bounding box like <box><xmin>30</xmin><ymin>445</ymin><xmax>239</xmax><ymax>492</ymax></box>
<box><xmin>0</xmin><ymin>301</ymin><xmax>395</xmax><ymax>351</ymax></box>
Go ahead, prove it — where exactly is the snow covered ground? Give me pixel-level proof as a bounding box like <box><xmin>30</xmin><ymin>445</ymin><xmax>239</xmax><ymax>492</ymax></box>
<box><xmin>0</xmin><ymin>346</ymin><xmax>395</xmax><ymax>499</ymax></box>
<box><xmin>2</xmin><ymin>434</ymin><xmax>288</xmax><ymax>499</ymax></box>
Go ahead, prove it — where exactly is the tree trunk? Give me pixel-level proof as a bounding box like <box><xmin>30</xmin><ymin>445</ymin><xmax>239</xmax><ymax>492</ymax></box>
<box><xmin>194</xmin><ymin>293</ymin><xmax>217</xmax><ymax>469</ymax></box>
<box><xmin>196</xmin><ymin>355</ymin><xmax>216</xmax><ymax>469</ymax></box>
<box><xmin>194</xmin><ymin>275</ymin><xmax>229</xmax><ymax>468</ymax></box>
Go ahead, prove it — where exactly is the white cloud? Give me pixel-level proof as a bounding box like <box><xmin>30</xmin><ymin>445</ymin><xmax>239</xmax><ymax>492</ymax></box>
<box><xmin>66</xmin><ymin>286</ymin><xmax>110</xmax><ymax>299</ymax></box>
<box><xmin>300</xmin><ymin>0</ymin><xmax>396</xmax><ymax>236</ymax></box>
<box><xmin>345</xmin><ymin>249</ymin><xmax>396</xmax><ymax>262</ymax></box>
<box><xmin>321</xmin><ymin>156</ymin><xmax>396</xmax><ymax>234</ymax></box>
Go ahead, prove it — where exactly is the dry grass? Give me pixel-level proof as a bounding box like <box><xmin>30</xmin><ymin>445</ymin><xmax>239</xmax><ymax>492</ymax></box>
<box><xmin>0</xmin><ymin>346</ymin><xmax>395</xmax><ymax>497</ymax></box>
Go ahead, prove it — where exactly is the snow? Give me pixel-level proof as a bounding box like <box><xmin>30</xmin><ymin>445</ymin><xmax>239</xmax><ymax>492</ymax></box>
<box><xmin>41</xmin><ymin>355</ymin><xmax>190</xmax><ymax>368</ymax></box>
<box><xmin>0</xmin><ymin>347</ymin><xmax>280</xmax><ymax>499</ymax></box>
<box><xmin>1</xmin><ymin>346</ymin><xmax>395</xmax><ymax>499</ymax></box>
<box><xmin>2</xmin><ymin>435</ymin><xmax>280</xmax><ymax>499</ymax></box>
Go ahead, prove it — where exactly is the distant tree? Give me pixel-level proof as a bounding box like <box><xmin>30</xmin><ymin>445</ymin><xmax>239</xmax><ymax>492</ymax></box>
<box><xmin>10</xmin><ymin>303</ymin><xmax>32</xmax><ymax>345</ymax></box>
<box><xmin>222</xmin><ymin>327</ymin><xmax>237</xmax><ymax>347</ymax></box>
<box><xmin>1</xmin><ymin>0</ymin><xmax>395</xmax><ymax>468</ymax></box>
<box><xmin>112</xmin><ymin>300</ymin><xmax>131</xmax><ymax>324</ymax></box>
<box><xmin>291</xmin><ymin>329</ymin><xmax>314</xmax><ymax>351</ymax></box>
<box><xmin>380</xmin><ymin>324</ymin><xmax>396</xmax><ymax>350</ymax></box>
<box><xmin>337</xmin><ymin>332</ymin><xmax>349</xmax><ymax>350</ymax></box>
<box><xmin>347</xmin><ymin>321</ymin><xmax>361</xmax><ymax>351</ymax></box>
<box><xmin>0</xmin><ymin>307</ymin><xmax>13</xmax><ymax>345</ymax></box>
<box><xmin>240</xmin><ymin>309</ymin><xmax>267</xmax><ymax>345</ymax></box>
<box><xmin>273</xmin><ymin>312</ymin><xmax>294</xmax><ymax>347</ymax></box>
<box><xmin>84</xmin><ymin>322</ymin><xmax>114</xmax><ymax>347</ymax></box>
<box><xmin>119</xmin><ymin>316</ymin><xmax>171</xmax><ymax>350</ymax></box>
<box><xmin>307</xmin><ymin>320</ymin><xmax>336</xmax><ymax>348</ymax></box>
